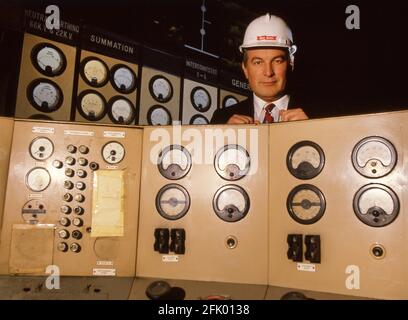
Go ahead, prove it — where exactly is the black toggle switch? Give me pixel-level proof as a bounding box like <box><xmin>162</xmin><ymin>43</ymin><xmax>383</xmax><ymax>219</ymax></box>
<box><xmin>154</xmin><ymin>228</ymin><xmax>170</xmax><ymax>254</ymax></box>
<box><xmin>170</xmin><ymin>228</ymin><xmax>186</xmax><ymax>254</ymax></box>
<box><xmin>287</xmin><ymin>234</ymin><xmax>303</xmax><ymax>262</ymax></box>
<box><xmin>305</xmin><ymin>235</ymin><xmax>321</xmax><ymax>263</ymax></box>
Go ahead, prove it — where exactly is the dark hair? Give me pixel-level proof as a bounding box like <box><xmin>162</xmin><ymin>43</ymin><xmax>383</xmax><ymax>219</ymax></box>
<box><xmin>242</xmin><ymin>47</ymin><xmax>290</xmax><ymax>66</ymax></box>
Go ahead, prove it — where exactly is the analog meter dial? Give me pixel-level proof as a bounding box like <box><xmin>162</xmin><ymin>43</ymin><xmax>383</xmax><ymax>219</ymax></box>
<box><xmin>31</xmin><ymin>43</ymin><xmax>66</xmax><ymax>76</ymax></box>
<box><xmin>287</xmin><ymin>141</ymin><xmax>325</xmax><ymax>179</ymax></box>
<box><xmin>191</xmin><ymin>86</ymin><xmax>211</xmax><ymax>112</ymax></box>
<box><xmin>189</xmin><ymin>115</ymin><xmax>209</xmax><ymax>125</ymax></box>
<box><xmin>287</xmin><ymin>184</ymin><xmax>326</xmax><ymax>225</ymax></box>
<box><xmin>352</xmin><ymin>136</ymin><xmax>397</xmax><ymax>178</ymax></box>
<box><xmin>213</xmin><ymin>185</ymin><xmax>250</xmax><ymax>222</ymax></box>
<box><xmin>78</xmin><ymin>90</ymin><xmax>107</xmax><ymax>121</ymax></box>
<box><xmin>102</xmin><ymin>141</ymin><xmax>125</xmax><ymax>164</ymax></box>
<box><xmin>108</xmin><ymin>96</ymin><xmax>136</xmax><ymax>124</ymax></box>
<box><xmin>29</xmin><ymin>137</ymin><xmax>54</xmax><ymax>161</ymax></box>
<box><xmin>353</xmin><ymin>184</ymin><xmax>399</xmax><ymax>227</ymax></box>
<box><xmin>149</xmin><ymin>75</ymin><xmax>173</xmax><ymax>103</ymax></box>
<box><xmin>156</xmin><ymin>184</ymin><xmax>190</xmax><ymax>220</ymax></box>
<box><xmin>147</xmin><ymin>105</ymin><xmax>172</xmax><ymax>125</ymax></box>
<box><xmin>222</xmin><ymin>95</ymin><xmax>238</xmax><ymax>108</ymax></box>
<box><xmin>214</xmin><ymin>145</ymin><xmax>250</xmax><ymax>181</ymax></box>
<box><xmin>26</xmin><ymin>167</ymin><xmax>51</xmax><ymax>192</ymax></box>
<box><xmin>80</xmin><ymin>57</ymin><xmax>109</xmax><ymax>87</ymax></box>
<box><xmin>157</xmin><ymin>145</ymin><xmax>192</xmax><ymax>180</ymax></box>
<box><xmin>27</xmin><ymin>79</ymin><xmax>63</xmax><ymax>112</ymax></box>
<box><xmin>111</xmin><ymin>64</ymin><xmax>137</xmax><ymax>93</ymax></box>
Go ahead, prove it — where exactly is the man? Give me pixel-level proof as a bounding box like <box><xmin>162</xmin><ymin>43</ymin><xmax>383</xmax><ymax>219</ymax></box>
<box><xmin>211</xmin><ymin>14</ymin><xmax>308</xmax><ymax>124</ymax></box>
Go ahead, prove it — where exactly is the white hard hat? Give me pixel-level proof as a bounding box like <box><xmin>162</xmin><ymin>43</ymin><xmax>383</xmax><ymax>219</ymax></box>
<box><xmin>240</xmin><ymin>13</ymin><xmax>297</xmax><ymax>68</ymax></box>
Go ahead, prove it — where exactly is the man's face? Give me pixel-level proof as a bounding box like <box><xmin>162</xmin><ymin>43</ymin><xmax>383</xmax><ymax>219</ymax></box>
<box><xmin>242</xmin><ymin>48</ymin><xmax>289</xmax><ymax>102</ymax></box>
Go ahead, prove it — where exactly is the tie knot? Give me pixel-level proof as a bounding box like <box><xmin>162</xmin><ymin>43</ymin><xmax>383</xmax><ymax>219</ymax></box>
<box><xmin>265</xmin><ymin>103</ymin><xmax>275</xmax><ymax>113</ymax></box>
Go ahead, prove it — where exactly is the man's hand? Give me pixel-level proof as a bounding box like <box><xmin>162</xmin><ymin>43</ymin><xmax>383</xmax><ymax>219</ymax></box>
<box><xmin>279</xmin><ymin>108</ymin><xmax>309</xmax><ymax>122</ymax></box>
<box><xmin>227</xmin><ymin>114</ymin><xmax>257</xmax><ymax>124</ymax></box>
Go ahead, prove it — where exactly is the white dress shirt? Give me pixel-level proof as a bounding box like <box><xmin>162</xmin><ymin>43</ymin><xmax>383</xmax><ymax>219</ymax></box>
<box><xmin>253</xmin><ymin>94</ymin><xmax>290</xmax><ymax>123</ymax></box>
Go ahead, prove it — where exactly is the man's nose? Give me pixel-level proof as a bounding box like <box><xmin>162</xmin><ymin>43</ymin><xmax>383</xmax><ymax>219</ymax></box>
<box><xmin>263</xmin><ymin>63</ymin><xmax>274</xmax><ymax>77</ymax></box>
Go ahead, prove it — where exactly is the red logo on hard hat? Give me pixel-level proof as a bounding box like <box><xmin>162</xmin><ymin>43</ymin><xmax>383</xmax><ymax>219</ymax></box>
<box><xmin>257</xmin><ymin>36</ymin><xmax>277</xmax><ymax>40</ymax></box>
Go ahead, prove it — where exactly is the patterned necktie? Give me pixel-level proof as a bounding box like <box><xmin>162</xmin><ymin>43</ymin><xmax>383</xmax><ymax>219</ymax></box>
<box><xmin>263</xmin><ymin>103</ymin><xmax>275</xmax><ymax>123</ymax></box>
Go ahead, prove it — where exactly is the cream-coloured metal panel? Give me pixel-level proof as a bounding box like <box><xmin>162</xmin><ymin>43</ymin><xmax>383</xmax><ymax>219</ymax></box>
<box><xmin>138</xmin><ymin>67</ymin><xmax>181</xmax><ymax>125</ymax></box>
<box><xmin>181</xmin><ymin>80</ymin><xmax>218</xmax><ymax>125</ymax></box>
<box><xmin>75</xmin><ymin>50</ymin><xmax>139</xmax><ymax>125</ymax></box>
<box><xmin>15</xmin><ymin>33</ymin><xmax>76</xmax><ymax>121</ymax></box>
<box><xmin>0</xmin><ymin>117</ymin><xmax>14</xmax><ymax>240</ymax></box>
<box><xmin>137</xmin><ymin>125</ymin><xmax>268</xmax><ymax>285</ymax></box>
<box><xmin>268</xmin><ymin>111</ymin><xmax>408</xmax><ymax>299</ymax></box>
<box><xmin>0</xmin><ymin>119</ymin><xmax>143</xmax><ymax>276</ymax></box>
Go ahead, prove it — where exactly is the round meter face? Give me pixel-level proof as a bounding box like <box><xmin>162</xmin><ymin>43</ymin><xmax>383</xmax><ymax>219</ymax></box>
<box><xmin>29</xmin><ymin>137</ymin><xmax>54</xmax><ymax>161</ymax></box>
<box><xmin>156</xmin><ymin>184</ymin><xmax>190</xmax><ymax>220</ymax></box>
<box><xmin>27</xmin><ymin>79</ymin><xmax>63</xmax><ymax>112</ymax></box>
<box><xmin>149</xmin><ymin>75</ymin><xmax>173</xmax><ymax>103</ymax></box>
<box><xmin>111</xmin><ymin>64</ymin><xmax>137</xmax><ymax>93</ymax></box>
<box><xmin>213</xmin><ymin>185</ymin><xmax>250</xmax><ymax>222</ymax></box>
<box><xmin>157</xmin><ymin>145</ymin><xmax>192</xmax><ymax>180</ymax></box>
<box><xmin>77</xmin><ymin>90</ymin><xmax>107</xmax><ymax>121</ymax></box>
<box><xmin>147</xmin><ymin>105</ymin><xmax>172</xmax><ymax>125</ymax></box>
<box><xmin>191</xmin><ymin>86</ymin><xmax>211</xmax><ymax>112</ymax></box>
<box><xmin>222</xmin><ymin>95</ymin><xmax>238</xmax><ymax>108</ymax></box>
<box><xmin>287</xmin><ymin>184</ymin><xmax>326</xmax><ymax>225</ymax></box>
<box><xmin>26</xmin><ymin>167</ymin><xmax>51</xmax><ymax>192</ymax></box>
<box><xmin>101</xmin><ymin>141</ymin><xmax>125</xmax><ymax>164</ymax></box>
<box><xmin>80</xmin><ymin>57</ymin><xmax>109</xmax><ymax>87</ymax></box>
<box><xmin>31</xmin><ymin>43</ymin><xmax>67</xmax><ymax>76</ymax></box>
<box><xmin>214</xmin><ymin>145</ymin><xmax>250</xmax><ymax>181</ymax></box>
<box><xmin>352</xmin><ymin>136</ymin><xmax>397</xmax><ymax>178</ymax></box>
<box><xmin>189</xmin><ymin>115</ymin><xmax>209</xmax><ymax>125</ymax></box>
<box><xmin>108</xmin><ymin>96</ymin><xmax>136</xmax><ymax>124</ymax></box>
<box><xmin>287</xmin><ymin>141</ymin><xmax>325</xmax><ymax>180</ymax></box>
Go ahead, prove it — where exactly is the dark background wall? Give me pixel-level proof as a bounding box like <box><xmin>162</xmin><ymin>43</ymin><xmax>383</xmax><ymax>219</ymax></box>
<box><xmin>1</xmin><ymin>0</ymin><xmax>407</xmax><ymax>119</ymax></box>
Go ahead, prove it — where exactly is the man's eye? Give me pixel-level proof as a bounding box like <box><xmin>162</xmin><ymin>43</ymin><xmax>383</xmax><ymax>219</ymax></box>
<box><xmin>274</xmin><ymin>58</ymin><xmax>284</xmax><ymax>64</ymax></box>
<box><xmin>253</xmin><ymin>60</ymin><xmax>262</xmax><ymax>65</ymax></box>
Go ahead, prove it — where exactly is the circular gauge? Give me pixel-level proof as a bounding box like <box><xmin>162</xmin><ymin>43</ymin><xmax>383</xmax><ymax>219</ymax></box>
<box><xmin>80</xmin><ymin>57</ymin><xmax>109</xmax><ymax>87</ymax></box>
<box><xmin>191</xmin><ymin>86</ymin><xmax>211</xmax><ymax>112</ymax></box>
<box><xmin>22</xmin><ymin>199</ymin><xmax>47</xmax><ymax>223</ymax></box>
<box><xmin>149</xmin><ymin>75</ymin><xmax>173</xmax><ymax>103</ymax></box>
<box><xmin>352</xmin><ymin>136</ymin><xmax>397</xmax><ymax>178</ymax></box>
<box><xmin>31</xmin><ymin>43</ymin><xmax>67</xmax><ymax>77</ymax></box>
<box><xmin>29</xmin><ymin>137</ymin><xmax>54</xmax><ymax>161</ymax></box>
<box><xmin>353</xmin><ymin>184</ymin><xmax>399</xmax><ymax>227</ymax></box>
<box><xmin>77</xmin><ymin>90</ymin><xmax>107</xmax><ymax>121</ymax></box>
<box><xmin>213</xmin><ymin>185</ymin><xmax>250</xmax><ymax>222</ymax></box>
<box><xmin>110</xmin><ymin>64</ymin><xmax>137</xmax><ymax>94</ymax></box>
<box><xmin>214</xmin><ymin>145</ymin><xmax>250</xmax><ymax>181</ymax></box>
<box><xmin>189</xmin><ymin>114</ymin><xmax>209</xmax><ymax>125</ymax></box>
<box><xmin>26</xmin><ymin>167</ymin><xmax>51</xmax><ymax>192</ymax></box>
<box><xmin>108</xmin><ymin>96</ymin><xmax>136</xmax><ymax>124</ymax></box>
<box><xmin>222</xmin><ymin>95</ymin><xmax>239</xmax><ymax>108</ymax></box>
<box><xmin>101</xmin><ymin>141</ymin><xmax>125</xmax><ymax>164</ymax></box>
<box><xmin>287</xmin><ymin>184</ymin><xmax>326</xmax><ymax>225</ymax></box>
<box><xmin>155</xmin><ymin>184</ymin><xmax>190</xmax><ymax>220</ymax></box>
<box><xmin>27</xmin><ymin>79</ymin><xmax>63</xmax><ymax>113</ymax></box>
<box><xmin>287</xmin><ymin>141</ymin><xmax>325</xmax><ymax>180</ymax></box>
<box><xmin>147</xmin><ymin>105</ymin><xmax>172</xmax><ymax>125</ymax></box>
<box><xmin>158</xmin><ymin>145</ymin><xmax>192</xmax><ymax>180</ymax></box>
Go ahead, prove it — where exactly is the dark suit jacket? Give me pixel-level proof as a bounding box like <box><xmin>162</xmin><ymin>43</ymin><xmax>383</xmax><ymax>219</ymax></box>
<box><xmin>210</xmin><ymin>95</ymin><xmax>302</xmax><ymax>124</ymax></box>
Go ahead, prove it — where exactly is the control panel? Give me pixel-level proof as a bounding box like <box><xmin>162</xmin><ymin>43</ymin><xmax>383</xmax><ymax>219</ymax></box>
<box><xmin>268</xmin><ymin>111</ymin><xmax>408</xmax><ymax>299</ymax></box>
<box><xmin>14</xmin><ymin>33</ymin><xmax>77</xmax><ymax>121</ymax></box>
<box><xmin>0</xmin><ymin>119</ymin><xmax>143</xmax><ymax>276</ymax></box>
<box><xmin>136</xmin><ymin>125</ymin><xmax>268</xmax><ymax>284</ymax></box>
<box><xmin>0</xmin><ymin>117</ymin><xmax>14</xmax><ymax>241</ymax></box>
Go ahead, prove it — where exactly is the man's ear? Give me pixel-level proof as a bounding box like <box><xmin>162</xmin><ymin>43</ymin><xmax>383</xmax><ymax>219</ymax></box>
<box><xmin>241</xmin><ymin>62</ymin><xmax>249</xmax><ymax>79</ymax></box>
